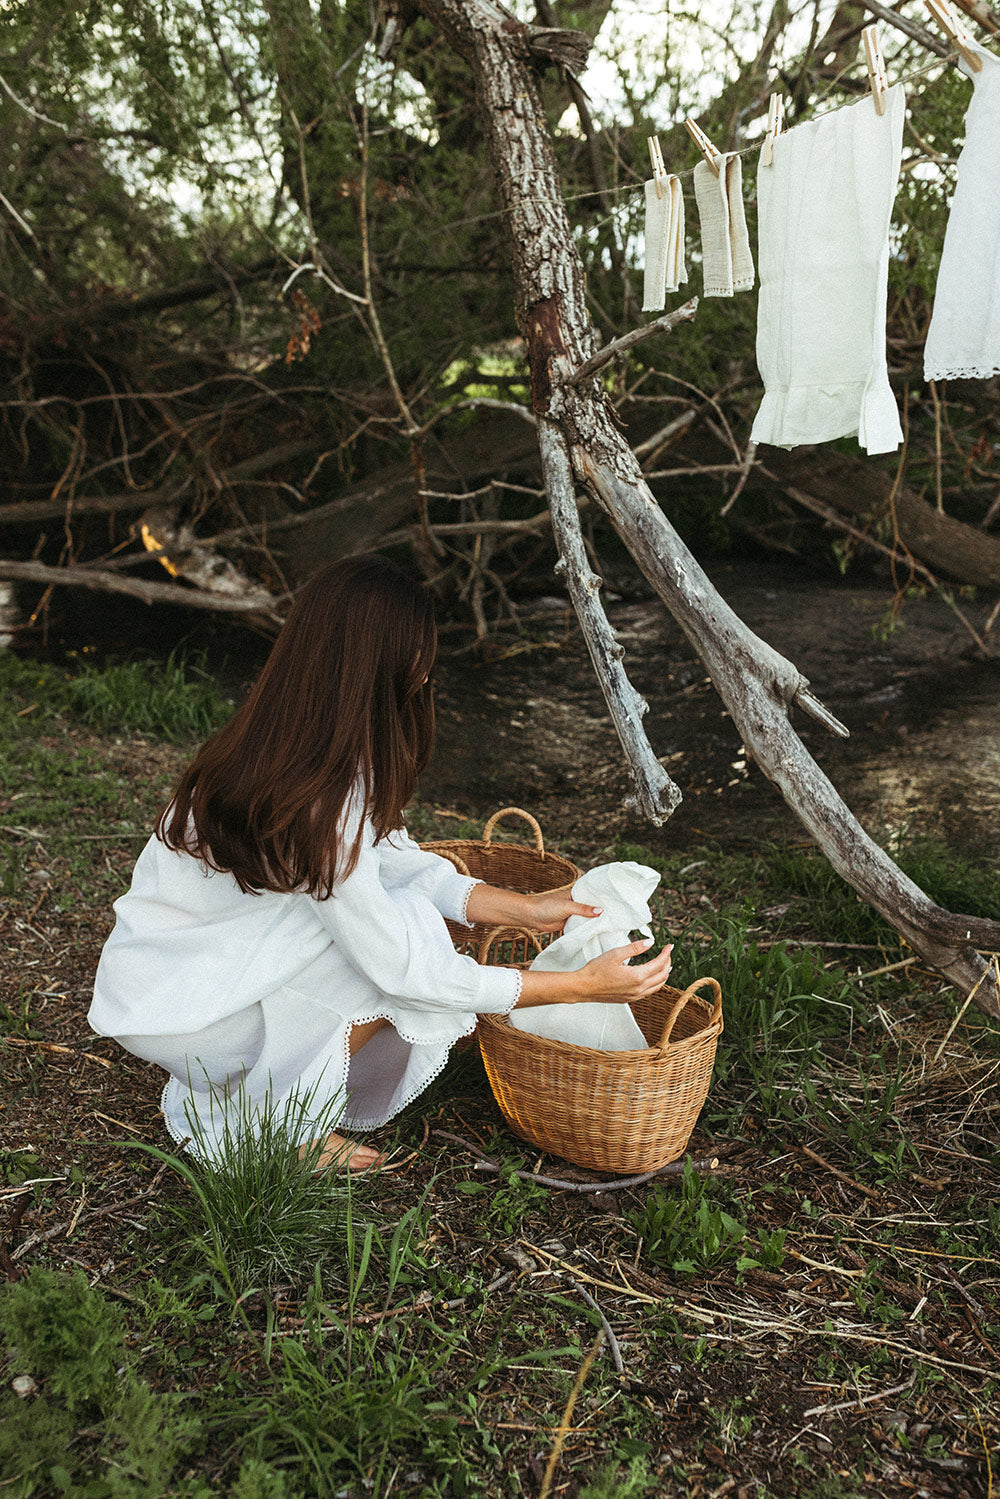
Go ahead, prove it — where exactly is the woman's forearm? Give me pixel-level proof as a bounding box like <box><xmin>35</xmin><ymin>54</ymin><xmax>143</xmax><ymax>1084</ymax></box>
<box><xmin>465</xmin><ymin>883</ymin><xmax>534</xmax><ymax>929</ymax></box>
<box><xmin>514</xmin><ymin>968</ymin><xmax>593</xmax><ymax>1008</ymax></box>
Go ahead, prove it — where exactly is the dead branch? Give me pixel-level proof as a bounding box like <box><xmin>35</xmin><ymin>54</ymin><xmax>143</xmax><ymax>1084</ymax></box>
<box><xmin>856</xmin><ymin>0</ymin><xmax>951</xmax><ymax>56</ymax></box>
<box><xmin>0</xmin><ymin>559</ymin><xmax>285</xmax><ymax>621</ymax></box>
<box><xmin>542</xmin><ymin>421</ymin><xmax>681</xmax><ymax>822</ymax></box>
<box><xmin>0</xmin><ymin>441</ymin><xmax>317</xmax><ymax>527</ymax></box>
<box><xmin>568</xmin><ymin>300</ymin><xmax>699</xmax><ymax>387</ymax></box>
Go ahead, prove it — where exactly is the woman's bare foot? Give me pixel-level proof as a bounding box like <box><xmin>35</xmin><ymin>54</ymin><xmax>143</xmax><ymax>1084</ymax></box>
<box><xmin>299</xmin><ymin>1130</ymin><xmax>384</xmax><ymax>1173</ymax></box>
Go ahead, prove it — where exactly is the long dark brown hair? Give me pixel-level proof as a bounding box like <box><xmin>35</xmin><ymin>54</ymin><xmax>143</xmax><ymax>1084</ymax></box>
<box><xmin>159</xmin><ymin>554</ymin><xmax>437</xmax><ymax>895</ymax></box>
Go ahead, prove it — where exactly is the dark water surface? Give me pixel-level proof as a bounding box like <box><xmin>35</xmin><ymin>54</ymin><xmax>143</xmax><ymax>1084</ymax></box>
<box><xmin>421</xmin><ymin>562</ymin><xmax>1000</xmax><ymax>864</ymax></box>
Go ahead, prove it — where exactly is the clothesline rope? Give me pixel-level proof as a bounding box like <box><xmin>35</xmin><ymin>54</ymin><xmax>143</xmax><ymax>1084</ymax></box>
<box><xmin>434</xmin><ymin>47</ymin><xmax>967</xmax><ymax>239</ymax></box>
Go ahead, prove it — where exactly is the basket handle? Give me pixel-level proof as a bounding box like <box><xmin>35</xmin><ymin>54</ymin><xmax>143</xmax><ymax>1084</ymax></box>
<box><xmin>482</xmin><ymin>807</ymin><xmax>545</xmax><ymax>856</ymax></box>
<box><xmin>475</xmin><ymin>924</ymin><xmax>544</xmax><ymax>966</ymax></box>
<box><xmin>654</xmin><ymin>976</ymin><xmax>723</xmax><ymax>1053</ymax></box>
<box><xmin>433</xmin><ymin>847</ymin><xmax>472</xmax><ymax>878</ymax></box>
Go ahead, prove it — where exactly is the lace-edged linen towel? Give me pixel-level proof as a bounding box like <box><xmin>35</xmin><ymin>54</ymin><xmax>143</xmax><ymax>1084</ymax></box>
<box><xmin>693</xmin><ymin>154</ymin><xmax>754</xmax><ymax>298</ymax></box>
<box><xmin>924</xmin><ymin>45</ymin><xmax>1000</xmax><ymax>382</ymax></box>
<box><xmin>751</xmin><ymin>84</ymin><xmax>905</xmax><ymax>455</ymax></box>
<box><xmin>642</xmin><ymin>175</ymin><xmax>687</xmax><ymax>311</ymax></box>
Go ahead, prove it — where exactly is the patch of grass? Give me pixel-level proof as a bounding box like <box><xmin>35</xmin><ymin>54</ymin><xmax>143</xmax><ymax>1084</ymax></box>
<box><xmin>0</xmin><ymin>648</ymin><xmax>231</xmax><ymax>744</ymax></box>
<box><xmin>762</xmin><ymin>836</ymin><xmax>1000</xmax><ymax>946</ymax></box>
<box><xmin>0</xmin><ymin>1266</ymin><xmax>124</xmax><ymax>1413</ymax></box>
<box><xmin>147</xmin><ymin>1081</ymin><xmax>370</xmax><ymax>1297</ymax></box>
<box><xmin>0</xmin><ymin>1267</ymin><xmax>205</xmax><ymax>1497</ymax></box>
<box><xmin>665</xmin><ymin>909</ymin><xmax>859</xmax><ymax>1118</ymax></box>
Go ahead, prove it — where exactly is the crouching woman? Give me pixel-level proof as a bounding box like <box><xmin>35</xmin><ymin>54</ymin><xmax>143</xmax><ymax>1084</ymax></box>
<box><xmin>89</xmin><ymin>555</ymin><xmax>671</xmax><ymax>1169</ymax></box>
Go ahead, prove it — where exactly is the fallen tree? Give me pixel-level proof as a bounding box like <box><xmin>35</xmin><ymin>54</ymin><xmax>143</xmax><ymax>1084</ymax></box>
<box><xmin>411</xmin><ymin>0</ymin><xmax>1000</xmax><ymax>1017</ymax></box>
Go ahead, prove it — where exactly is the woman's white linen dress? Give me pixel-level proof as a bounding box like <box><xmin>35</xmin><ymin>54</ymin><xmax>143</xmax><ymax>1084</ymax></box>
<box><xmin>88</xmin><ymin>800</ymin><xmax>521</xmax><ymax>1156</ymax></box>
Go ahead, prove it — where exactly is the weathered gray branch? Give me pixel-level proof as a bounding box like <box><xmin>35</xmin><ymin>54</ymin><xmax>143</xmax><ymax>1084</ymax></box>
<box><xmin>0</xmin><ymin>559</ymin><xmax>285</xmax><ymax>621</ymax></box>
<box><xmin>540</xmin><ymin>420</ymin><xmax>682</xmax><ymax>823</ymax></box>
<box><xmin>568</xmin><ymin>299</ymin><xmax>699</xmax><ymax>387</ymax></box>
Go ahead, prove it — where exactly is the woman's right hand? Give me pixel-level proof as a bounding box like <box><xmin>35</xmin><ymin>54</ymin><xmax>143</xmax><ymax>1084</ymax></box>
<box><xmin>577</xmin><ymin>939</ymin><xmax>673</xmax><ymax>1002</ymax></box>
<box><xmin>514</xmin><ymin>940</ymin><xmax>673</xmax><ymax>1009</ymax></box>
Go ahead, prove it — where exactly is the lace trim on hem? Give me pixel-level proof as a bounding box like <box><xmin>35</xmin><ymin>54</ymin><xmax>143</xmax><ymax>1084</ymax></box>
<box><xmin>924</xmin><ymin>366</ymin><xmax>1000</xmax><ymax>381</ymax></box>
<box><xmin>160</xmin><ymin>1079</ymin><xmax>193</xmax><ymax>1151</ymax></box>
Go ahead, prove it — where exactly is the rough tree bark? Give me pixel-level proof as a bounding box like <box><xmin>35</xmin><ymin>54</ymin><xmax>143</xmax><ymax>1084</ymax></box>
<box><xmin>412</xmin><ymin>0</ymin><xmax>1000</xmax><ymax>1017</ymax></box>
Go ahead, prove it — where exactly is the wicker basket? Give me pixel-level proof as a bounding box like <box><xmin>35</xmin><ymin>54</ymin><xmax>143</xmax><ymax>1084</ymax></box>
<box><xmin>476</xmin><ymin>968</ymin><xmax>724</xmax><ymax>1174</ymax></box>
<box><xmin>421</xmin><ymin>807</ymin><xmax>580</xmax><ymax>956</ymax></box>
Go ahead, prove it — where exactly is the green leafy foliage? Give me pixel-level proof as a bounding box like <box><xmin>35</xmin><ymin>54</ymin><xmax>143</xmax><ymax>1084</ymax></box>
<box><xmin>0</xmin><ymin>1267</ymin><xmax>125</xmax><ymax>1413</ymax></box>
<box><xmin>629</xmin><ymin>1159</ymin><xmax>747</xmax><ymax>1275</ymax></box>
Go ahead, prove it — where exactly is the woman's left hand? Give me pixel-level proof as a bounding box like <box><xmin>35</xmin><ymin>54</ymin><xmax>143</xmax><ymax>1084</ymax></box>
<box><xmin>518</xmin><ymin>884</ymin><xmax>602</xmax><ymax>934</ymax></box>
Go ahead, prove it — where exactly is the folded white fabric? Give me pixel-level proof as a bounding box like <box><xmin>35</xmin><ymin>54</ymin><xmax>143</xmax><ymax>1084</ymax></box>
<box><xmin>924</xmin><ymin>45</ymin><xmax>1000</xmax><ymax>381</ymax></box>
<box><xmin>642</xmin><ymin>176</ymin><xmax>687</xmax><ymax>311</ymax></box>
<box><xmin>751</xmin><ymin>84</ymin><xmax>905</xmax><ymax>455</ymax></box>
<box><xmin>510</xmin><ymin>861</ymin><xmax>660</xmax><ymax>1052</ymax></box>
<box><xmin>693</xmin><ymin>154</ymin><xmax>754</xmax><ymax>298</ymax></box>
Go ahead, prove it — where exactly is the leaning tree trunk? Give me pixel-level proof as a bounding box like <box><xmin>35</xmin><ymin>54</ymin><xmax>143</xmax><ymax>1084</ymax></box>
<box><xmin>411</xmin><ymin>0</ymin><xmax>1000</xmax><ymax>1017</ymax></box>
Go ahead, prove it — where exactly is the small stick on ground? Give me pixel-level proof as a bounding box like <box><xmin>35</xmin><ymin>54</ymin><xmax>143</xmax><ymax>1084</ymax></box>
<box><xmin>432</xmin><ymin>1129</ymin><xmax>718</xmax><ymax>1192</ymax></box>
<box><xmin>538</xmin><ymin>1328</ymin><xmax>605</xmax><ymax>1499</ymax></box>
<box><xmin>565</xmin><ymin>1275</ymin><xmax>624</xmax><ymax>1375</ymax></box>
<box><xmin>796</xmin><ymin>1144</ymin><xmax>885</xmax><ymax>1202</ymax></box>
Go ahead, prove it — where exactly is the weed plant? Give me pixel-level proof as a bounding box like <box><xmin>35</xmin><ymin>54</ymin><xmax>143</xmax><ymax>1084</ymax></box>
<box><xmin>629</xmin><ymin>1159</ymin><xmax>747</xmax><ymax>1275</ymax></box>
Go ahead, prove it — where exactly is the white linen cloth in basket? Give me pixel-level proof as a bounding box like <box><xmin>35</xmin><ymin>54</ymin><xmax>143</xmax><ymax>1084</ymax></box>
<box><xmin>510</xmin><ymin>861</ymin><xmax>659</xmax><ymax>1051</ymax></box>
<box><xmin>751</xmin><ymin>84</ymin><xmax>905</xmax><ymax>455</ymax></box>
<box><xmin>924</xmin><ymin>44</ymin><xmax>1000</xmax><ymax>382</ymax></box>
<box><xmin>89</xmin><ymin>790</ymin><xmax>519</xmax><ymax>1158</ymax></box>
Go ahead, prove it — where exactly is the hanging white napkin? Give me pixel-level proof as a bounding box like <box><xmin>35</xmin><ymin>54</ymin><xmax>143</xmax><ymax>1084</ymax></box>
<box><xmin>642</xmin><ymin>176</ymin><xmax>687</xmax><ymax>312</ymax></box>
<box><xmin>751</xmin><ymin>85</ymin><xmax>905</xmax><ymax>455</ymax></box>
<box><xmin>510</xmin><ymin>862</ymin><xmax>660</xmax><ymax>1052</ymax></box>
<box><xmin>693</xmin><ymin>154</ymin><xmax>754</xmax><ymax>298</ymax></box>
<box><xmin>924</xmin><ymin>45</ymin><xmax>1000</xmax><ymax>381</ymax></box>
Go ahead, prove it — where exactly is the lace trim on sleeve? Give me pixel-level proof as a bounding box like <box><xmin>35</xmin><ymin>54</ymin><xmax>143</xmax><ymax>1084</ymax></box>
<box><xmin>458</xmin><ymin>878</ymin><xmax>483</xmax><ymax>928</ymax></box>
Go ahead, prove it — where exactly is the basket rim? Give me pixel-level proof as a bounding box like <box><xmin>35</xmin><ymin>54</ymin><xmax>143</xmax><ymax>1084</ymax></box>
<box><xmin>479</xmin><ymin>983</ymin><xmax>723</xmax><ymax>1062</ymax></box>
<box><xmin>421</xmin><ymin>835</ymin><xmax>579</xmax><ymax>866</ymax></box>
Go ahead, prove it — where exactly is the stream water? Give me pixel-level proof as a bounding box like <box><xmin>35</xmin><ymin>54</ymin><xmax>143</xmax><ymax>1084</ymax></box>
<box><xmin>421</xmin><ymin>560</ymin><xmax>1000</xmax><ymax>864</ymax></box>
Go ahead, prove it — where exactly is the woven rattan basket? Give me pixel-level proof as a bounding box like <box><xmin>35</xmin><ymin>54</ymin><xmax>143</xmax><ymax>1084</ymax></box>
<box><xmin>421</xmin><ymin>807</ymin><xmax>580</xmax><ymax>956</ymax></box>
<box><xmin>476</xmin><ymin>963</ymin><xmax>724</xmax><ymax>1174</ymax></box>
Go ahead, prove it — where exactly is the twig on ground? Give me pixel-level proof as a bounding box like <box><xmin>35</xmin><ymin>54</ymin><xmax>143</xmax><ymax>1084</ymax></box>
<box><xmin>565</xmin><ymin>1275</ymin><xmax>624</xmax><ymax>1374</ymax></box>
<box><xmin>12</xmin><ymin>1161</ymin><xmax>171</xmax><ymax>1261</ymax></box>
<box><xmin>538</xmin><ymin>1329</ymin><xmax>605</xmax><ymax>1499</ymax></box>
<box><xmin>2</xmin><ymin>1037</ymin><xmax>112</xmax><ymax>1068</ymax></box>
<box><xmin>432</xmin><ymin>1129</ymin><xmax>718</xmax><ymax>1191</ymax></box>
<box><xmin>796</xmin><ymin>1144</ymin><xmax>885</xmax><ymax>1202</ymax></box>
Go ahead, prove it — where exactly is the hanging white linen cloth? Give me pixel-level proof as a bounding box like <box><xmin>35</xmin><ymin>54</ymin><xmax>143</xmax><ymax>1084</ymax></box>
<box><xmin>643</xmin><ymin>175</ymin><xmax>687</xmax><ymax>311</ymax></box>
<box><xmin>693</xmin><ymin>155</ymin><xmax>754</xmax><ymax>297</ymax></box>
<box><xmin>924</xmin><ymin>45</ymin><xmax>1000</xmax><ymax>381</ymax></box>
<box><xmin>510</xmin><ymin>861</ymin><xmax>659</xmax><ymax>1051</ymax></box>
<box><xmin>751</xmin><ymin>84</ymin><xmax>905</xmax><ymax>454</ymax></box>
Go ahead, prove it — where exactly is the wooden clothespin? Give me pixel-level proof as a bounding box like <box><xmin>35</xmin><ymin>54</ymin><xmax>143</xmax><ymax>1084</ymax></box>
<box><xmin>862</xmin><ymin>24</ymin><xmax>889</xmax><ymax>115</ymax></box>
<box><xmin>925</xmin><ymin>0</ymin><xmax>983</xmax><ymax>71</ymax></box>
<box><xmin>760</xmin><ymin>93</ymin><xmax>784</xmax><ymax>166</ymax></box>
<box><xmin>684</xmin><ymin>117</ymin><xmax>723</xmax><ymax>177</ymax></box>
<box><xmin>647</xmin><ymin>135</ymin><xmax>668</xmax><ymax>200</ymax></box>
